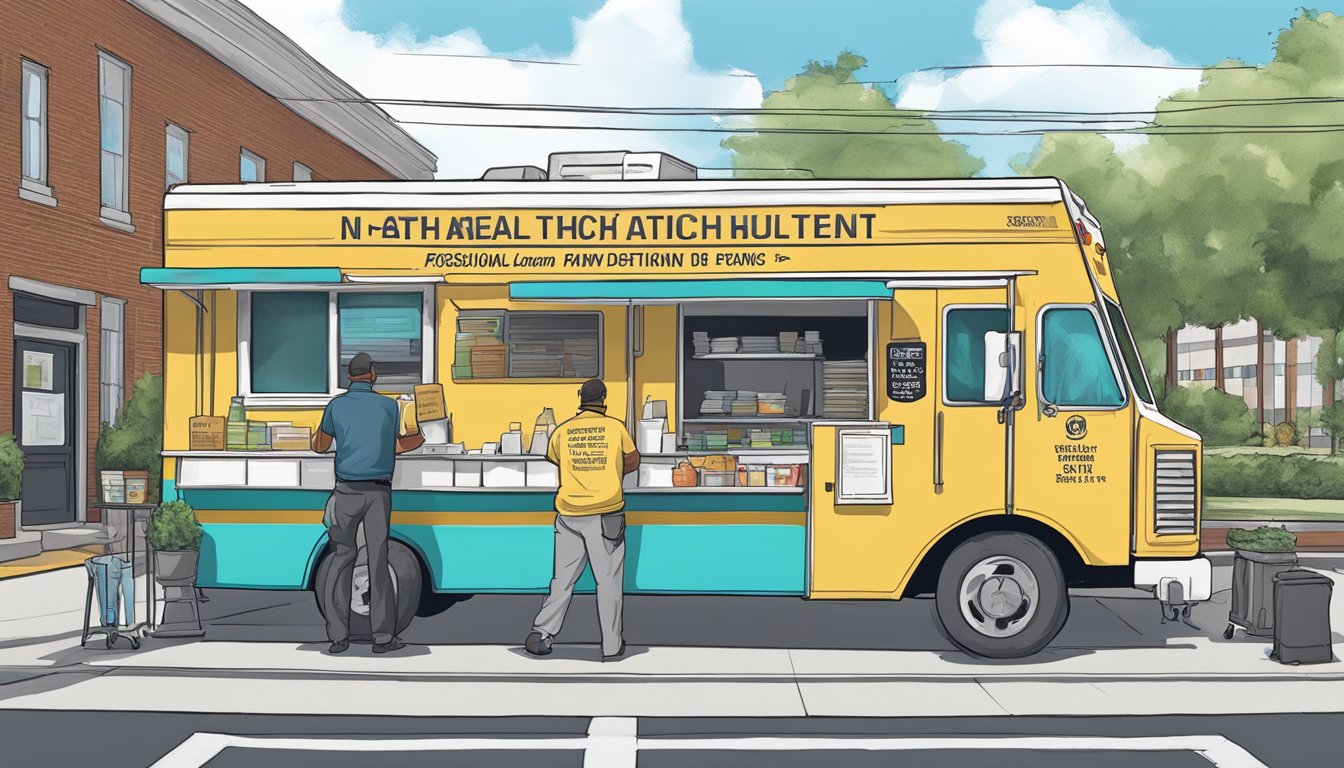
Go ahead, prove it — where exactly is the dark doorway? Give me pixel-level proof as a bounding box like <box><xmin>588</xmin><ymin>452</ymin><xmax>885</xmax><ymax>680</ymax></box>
<box><xmin>14</xmin><ymin>337</ymin><xmax>77</xmax><ymax>526</ymax></box>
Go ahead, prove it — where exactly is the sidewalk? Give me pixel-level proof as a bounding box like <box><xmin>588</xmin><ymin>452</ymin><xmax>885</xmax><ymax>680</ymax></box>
<box><xmin>0</xmin><ymin>565</ymin><xmax>1341</xmax><ymax>719</ymax></box>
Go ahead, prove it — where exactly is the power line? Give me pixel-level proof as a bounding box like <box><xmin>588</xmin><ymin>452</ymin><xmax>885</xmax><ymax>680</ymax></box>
<box><xmin>395</xmin><ymin>119</ymin><xmax>1344</xmax><ymax>137</ymax></box>
<box><xmin>912</xmin><ymin>62</ymin><xmax>1258</xmax><ymax>73</ymax></box>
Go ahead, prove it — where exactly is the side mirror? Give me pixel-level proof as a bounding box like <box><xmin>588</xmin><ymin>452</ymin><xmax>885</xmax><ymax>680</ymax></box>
<box><xmin>983</xmin><ymin>331</ymin><xmax>1023</xmax><ymax>403</ymax></box>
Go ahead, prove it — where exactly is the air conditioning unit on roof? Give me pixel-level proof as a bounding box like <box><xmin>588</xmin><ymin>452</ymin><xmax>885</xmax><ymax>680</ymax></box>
<box><xmin>547</xmin><ymin>151</ymin><xmax>697</xmax><ymax>180</ymax></box>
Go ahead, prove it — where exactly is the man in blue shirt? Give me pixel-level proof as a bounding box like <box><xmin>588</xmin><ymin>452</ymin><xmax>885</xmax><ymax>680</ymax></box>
<box><xmin>312</xmin><ymin>352</ymin><xmax>423</xmax><ymax>654</ymax></box>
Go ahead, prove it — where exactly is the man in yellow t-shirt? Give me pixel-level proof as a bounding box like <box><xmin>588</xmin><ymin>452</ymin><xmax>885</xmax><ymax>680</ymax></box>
<box><xmin>525</xmin><ymin>379</ymin><xmax>640</xmax><ymax>660</ymax></box>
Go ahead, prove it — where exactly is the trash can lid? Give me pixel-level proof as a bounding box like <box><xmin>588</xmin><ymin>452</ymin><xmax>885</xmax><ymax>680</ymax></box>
<box><xmin>1273</xmin><ymin>569</ymin><xmax>1334</xmax><ymax>586</ymax></box>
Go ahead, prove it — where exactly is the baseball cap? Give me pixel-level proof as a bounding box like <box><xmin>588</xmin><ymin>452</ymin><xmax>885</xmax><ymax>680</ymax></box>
<box><xmin>578</xmin><ymin>379</ymin><xmax>606</xmax><ymax>404</ymax></box>
<box><xmin>348</xmin><ymin>352</ymin><xmax>374</xmax><ymax>376</ymax></box>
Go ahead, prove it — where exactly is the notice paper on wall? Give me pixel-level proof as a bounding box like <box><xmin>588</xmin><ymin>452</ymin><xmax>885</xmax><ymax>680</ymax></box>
<box><xmin>22</xmin><ymin>391</ymin><xmax>64</xmax><ymax>446</ymax></box>
<box><xmin>23</xmin><ymin>351</ymin><xmax>53</xmax><ymax>391</ymax></box>
<box><xmin>836</xmin><ymin>427</ymin><xmax>891</xmax><ymax>505</ymax></box>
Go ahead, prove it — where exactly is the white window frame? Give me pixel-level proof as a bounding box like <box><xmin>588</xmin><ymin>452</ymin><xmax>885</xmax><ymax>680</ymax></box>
<box><xmin>165</xmin><ymin>123</ymin><xmax>189</xmax><ymax>190</ymax></box>
<box><xmin>292</xmin><ymin>161</ymin><xmax>312</xmax><ymax>182</ymax></box>
<box><xmin>100</xmin><ymin>297</ymin><xmax>126</xmax><ymax>426</ymax></box>
<box><xmin>20</xmin><ymin>59</ymin><xmax>55</xmax><ymax>206</ymax></box>
<box><xmin>240</xmin><ymin>148</ymin><xmax>265</xmax><ymax>182</ymax></box>
<box><xmin>98</xmin><ymin>51</ymin><xmax>132</xmax><ymax>230</ymax></box>
<box><xmin>237</xmin><ymin>286</ymin><xmax>435</xmax><ymax>407</ymax></box>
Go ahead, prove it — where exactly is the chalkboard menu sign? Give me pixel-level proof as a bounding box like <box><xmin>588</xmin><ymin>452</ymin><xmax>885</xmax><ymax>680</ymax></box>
<box><xmin>886</xmin><ymin>342</ymin><xmax>927</xmax><ymax>402</ymax></box>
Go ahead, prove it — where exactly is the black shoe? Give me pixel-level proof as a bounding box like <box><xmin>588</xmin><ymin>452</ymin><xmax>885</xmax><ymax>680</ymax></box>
<box><xmin>602</xmin><ymin>641</ymin><xmax>626</xmax><ymax>662</ymax></box>
<box><xmin>524</xmin><ymin>631</ymin><xmax>552</xmax><ymax>656</ymax></box>
<box><xmin>372</xmin><ymin>638</ymin><xmax>406</xmax><ymax>654</ymax></box>
<box><xmin>328</xmin><ymin>639</ymin><xmax>350</xmax><ymax>654</ymax></box>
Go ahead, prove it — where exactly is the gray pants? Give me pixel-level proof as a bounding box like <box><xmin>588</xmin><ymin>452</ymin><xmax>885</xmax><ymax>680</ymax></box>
<box><xmin>532</xmin><ymin>511</ymin><xmax>626</xmax><ymax>655</ymax></box>
<box><xmin>324</xmin><ymin>480</ymin><xmax>396</xmax><ymax>644</ymax></box>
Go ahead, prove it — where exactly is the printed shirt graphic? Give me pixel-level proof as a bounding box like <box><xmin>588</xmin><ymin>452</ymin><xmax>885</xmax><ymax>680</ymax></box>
<box><xmin>547</xmin><ymin>409</ymin><xmax>635</xmax><ymax>516</ymax></box>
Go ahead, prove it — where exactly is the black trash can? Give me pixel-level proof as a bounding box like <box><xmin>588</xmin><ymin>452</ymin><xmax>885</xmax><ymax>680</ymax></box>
<box><xmin>1225</xmin><ymin>550</ymin><xmax>1298</xmax><ymax>639</ymax></box>
<box><xmin>1271</xmin><ymin>569</ymin><xmax>1334</xmax><ymax>665</ymax></box>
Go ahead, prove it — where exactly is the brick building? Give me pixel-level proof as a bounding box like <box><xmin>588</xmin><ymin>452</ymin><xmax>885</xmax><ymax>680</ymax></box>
<box><xmin>0</xmin><ymin>0</ymin><xmax>436</xmax><ymax>557</ymax></box>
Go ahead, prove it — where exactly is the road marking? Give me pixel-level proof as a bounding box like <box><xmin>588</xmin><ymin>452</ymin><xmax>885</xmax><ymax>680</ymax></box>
<box><xmin>149</xmin><ymin>727</ymin><xmax>1267</xmax><ymax>768</ymax></box>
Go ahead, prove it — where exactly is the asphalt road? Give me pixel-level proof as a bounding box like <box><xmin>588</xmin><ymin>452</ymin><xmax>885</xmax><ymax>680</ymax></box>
<box><xmin>2</xmin><ymin>711</ymin><xmax>1341</xmax><ymax>768</ymax></box>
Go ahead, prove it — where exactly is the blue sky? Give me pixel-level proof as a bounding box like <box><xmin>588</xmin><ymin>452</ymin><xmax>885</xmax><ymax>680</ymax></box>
<box><xmin>245</xmin><ymin>1</ymin><xmax>1344</xmax><ymax>177</ymax></box>
<box><xmin>345</xmin><ymin>1</ymin><xmax>1318</xmax><ymax>90</ymax></box>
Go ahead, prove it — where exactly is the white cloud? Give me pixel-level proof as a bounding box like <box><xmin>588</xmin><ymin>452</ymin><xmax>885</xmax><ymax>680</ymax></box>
<box><xmin>239</xmin><ymin>0</ymin><xmax>762</xmax><ymax>178</ymax></box>
<box><xmin>896</xmin><ymin>0</ymin><xmax>1201</xmax><ymax>171</ymax></box>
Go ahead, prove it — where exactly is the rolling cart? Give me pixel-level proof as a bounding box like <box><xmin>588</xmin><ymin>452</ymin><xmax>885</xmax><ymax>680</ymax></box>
<box><xmin>81</xmin><ymin>503</ymin><xmax>157</xmax><ymax>650</ymax></box>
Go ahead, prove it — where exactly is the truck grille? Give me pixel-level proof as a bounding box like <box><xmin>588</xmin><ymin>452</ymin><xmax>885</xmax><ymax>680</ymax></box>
<box><xmin>1154</xmin><ymin>450</ymin><xmax>1197</xmax><ymax>535</ymax></box>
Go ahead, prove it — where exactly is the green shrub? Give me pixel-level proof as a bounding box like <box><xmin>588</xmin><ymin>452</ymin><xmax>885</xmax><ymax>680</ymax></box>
<box><xmin>1226</xmin><ymin>525</ymin><xmax>1297</xmax><ymax>552</ymax></box>
<box><xmin>1204</xmin><ymin>453</ymin><xmax>1344</xmax><ymax>498</ymax></box>
<box><xmin>0</xmin><ymin>434</ymin><xmax>23</xmax><ymax>501</ymax></box>
<box><xmin>95</xmin><ymin>372</ymin><xmax>163</xmax><ymax>501</ymax></box>
<box><xmin>1322</xmin><ymin>401</ymin><xmax>1344</xmax><ymax>450</ymax></box>
<box><xmin>147</xmin><ymin>500</ymin><xmax>202</xmax><ymax>551</ymax></box>
<box><xmin>1159</xmin><ymin>386</ymin><xmax>1260</xmax><ymax>446</ymax></box>
<box><xmin>1274</xmin><ymin>421</ymin><xmax>1299</xmax><ymax>447</ymax></box>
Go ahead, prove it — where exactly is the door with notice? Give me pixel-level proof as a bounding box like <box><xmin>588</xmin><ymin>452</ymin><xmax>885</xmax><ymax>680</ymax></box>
<box><xmin>13</xmin><ymin>338</ymin><xmax>77</xmax><ymax>525</ymax></box>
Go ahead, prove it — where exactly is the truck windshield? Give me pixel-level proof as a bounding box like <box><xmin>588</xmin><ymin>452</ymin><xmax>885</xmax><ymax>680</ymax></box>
<box><xmin>1103</xmin><ymin>299</ymin><xmax>1154</xmax><ymax>405</ymax></box>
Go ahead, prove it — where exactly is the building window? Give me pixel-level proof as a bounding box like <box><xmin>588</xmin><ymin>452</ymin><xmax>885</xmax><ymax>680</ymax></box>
<box><xmin>453</xmin><ymin>311</ymin><xmax>602</xmax><ymax>380</ymax></box>
<box><xmin>1202</xmin><ymin>368</ymin><xmax>1216</xmax><ymax>380</ymax></box>
<box><xmin>1243</xmin><ymin>364</ymin><xmax>1258</xmax><ymax>379</ymax></box>
<box><xmin>1223</xmin><ymin>366</ymin><xmax>1238</xmax><ymax>379</ymax></box>
<box><xmin>1273</xmin><ymin>363</ymin><xmax>1285</xmax><ymax>376</ymax></box>
<box><xmin>165</xmin><ymin>123</ymin><xmax>188</xmax><ymax>189</ymax></box>
<box><xmin>1179</xmin><ymin>370</ymin><xmax>1193</xmax><ymax>382</ymax></box>
<box><xmin>941</xmin><ymin>307</ymin><xmax>1009</xmax><ymax>404</ymax></box>
<box><xmin>1039</xmin><ymin>306</ymin><xmax>1124</xmax><ymax>407</ymax></box>
<box><xmin>20</xmin><ymin>59</ymin><xmax>54</xmax><ymax>204</ymax></box>
<box><xmin>98</xmin><ymin>52</ymin><xmax>131</xmax><ymax>223</ymax></box>
<box><xmin>293</xmin><ymin>162</ymin><xmax>312</xmax><ymax>182</ymax></box>
<box><xmin>240</xmin><ymin>149</ymin><xmax>265</xmax><ymax>182</ymax></box>
<box><xmin>240</xmin><ymin>289</ymin><xmax>432</xmax><ymax>401</ymax></box>
<box><xmin>101</xmin><ymin>298</ymin><xmax>125</xmax><ymax>426</ymax></box>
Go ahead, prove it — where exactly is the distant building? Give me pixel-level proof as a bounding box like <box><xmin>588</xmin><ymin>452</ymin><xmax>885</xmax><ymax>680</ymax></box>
<box><xmin>0</xmin><ymin>0</ymin><xmax>436</xmax><ymax>557</ymax></box>
<box><xmin>1175</xmin><ymin>321</ymin><xmax>1334</xmax><ymax>446</ymax></box>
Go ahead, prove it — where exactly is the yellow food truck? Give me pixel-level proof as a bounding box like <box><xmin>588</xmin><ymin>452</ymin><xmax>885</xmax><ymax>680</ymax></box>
<box><xmin>144</xmin><ymin>155</ymin><xmax>1211</xmax><ymax>658</ymax></box>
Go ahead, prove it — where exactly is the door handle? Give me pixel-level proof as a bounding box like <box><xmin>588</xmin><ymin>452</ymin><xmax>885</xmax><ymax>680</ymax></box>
<box><xmin>933</xmin><ymin>411</ymin><xmax>944</xmax><ymax>493</ymax></box>
<box><xmin>1042</xmin><ymin>402</ymin><xmax>1059</xmax><ymax>418</ymax></box>
<box><xmin>824</xmin><ymin>482</ymin><xmax>834</xmax><ymax>493</ymax></box>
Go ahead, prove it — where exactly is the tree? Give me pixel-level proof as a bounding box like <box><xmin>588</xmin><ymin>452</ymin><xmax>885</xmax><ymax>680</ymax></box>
<box><xmin>723</xmin><ymin>51</ymin><xmax>984</xmax><ymax>179</ymax></box>
<box><xmin>1018</xmin><ymin>11</ymin><xmax>1344</xmax><ymax>411</ymax></box>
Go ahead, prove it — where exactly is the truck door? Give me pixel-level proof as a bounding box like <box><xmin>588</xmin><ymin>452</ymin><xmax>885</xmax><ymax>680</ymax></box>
<box><xmin>1013</xmin><ymin>303</ymin><xmax>1133</xmax><ymax>565</ymax></box>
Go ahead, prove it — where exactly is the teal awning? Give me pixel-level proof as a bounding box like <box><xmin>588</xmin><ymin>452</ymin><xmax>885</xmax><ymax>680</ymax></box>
<box><xmin>510</xmin><ymin>279</ymin><xmax>892</xmax><ymax>302</ymax></box>
<box><xmin>140</xmin><ymin>267</ymin><xmax>343</xmax><ymax>288</ymax></box>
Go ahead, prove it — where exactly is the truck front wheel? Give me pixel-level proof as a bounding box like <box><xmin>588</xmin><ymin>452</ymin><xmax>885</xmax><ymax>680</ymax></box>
<box><xmin>315</xmin><ymin>539</ymin><xmax>422</xmax><ymax>642</ymax></box>
<box><xmin>935</xmin><ymin>532</ymin><xmax>1069</xmax><ymax>658</ymax></box>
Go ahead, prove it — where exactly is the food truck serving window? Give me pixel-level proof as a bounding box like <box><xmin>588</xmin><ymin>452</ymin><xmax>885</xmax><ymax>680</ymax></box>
<box><xmin>453</xmin><ymin>311</ymin><xmax>601</xmax><ymax>381</ymax></box>
<box><xmin>240</xmin><ymin>288</ymin><xmax>432</xmax><ymax>400</ymax></box>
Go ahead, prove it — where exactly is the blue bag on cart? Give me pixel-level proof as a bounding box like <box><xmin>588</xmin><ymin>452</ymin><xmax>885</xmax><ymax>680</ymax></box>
<box><xmin>85</xmin><ymin>555</ymin><xmax>135</xmax><ymax>626</ymax></box>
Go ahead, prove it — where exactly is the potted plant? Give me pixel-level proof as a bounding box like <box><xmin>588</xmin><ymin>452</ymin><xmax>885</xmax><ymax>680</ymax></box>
<box><xmin>147</xmin><ymin>499</ymin><xmax>202</xmax><ymax>584</ymax></box>
<box><xmin>1223</xmin><ymin>525</ymin><xmax>1298</xmax><ymax>640</ymax></box>
<box><xmin>95</xmin><ymin>373</ymin><xmax>163</xmax><ymax>504</ymax></box>
<box><xmin>0</xmin><ymin>434</ymin><xmax>24</xmax><ymax>542</ymax></box>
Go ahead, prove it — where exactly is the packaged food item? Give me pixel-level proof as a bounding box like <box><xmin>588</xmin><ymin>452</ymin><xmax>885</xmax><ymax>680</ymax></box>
<box><xmin>701</xmin><ymin>470</ymin><xmax>736</xmax><ymax>487</ymax></box>
<box><xmin>189</xmin><ymin>416</ymin><xmax>226</xmax><ymax>451</ymax></box>
<box><xmin>225</xmin><ymin>397</ymin><xmax>247</xmax><ymax>451</ymax></box>
<box><xmin>672</xmin><ymin>461</ymin><xmax>699</xmax><ymax>487</ymax></box>
<box><xmin>531</xmin><ymin>407</ymin><xmax>557</xmax><ymax>454</ymax></box>
<box><xmin>748</xmin><ymin>466</ymin><xmax>767</xmax><ymax>487</ymax></box>
<box><xmin>501</xmin><ymin>422</ymin><xmax>524</xmax><ymax>455</ymax></box>
<box><xmin>698</xmin><ymin>454</ymin><xmax>738</xmax><ymax>472</ymax></box>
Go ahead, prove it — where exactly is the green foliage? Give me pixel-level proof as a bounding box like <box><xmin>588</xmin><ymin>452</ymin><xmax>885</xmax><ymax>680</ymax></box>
<box><xmin>1274</xmin><ymin>421</ymin><xmax>1299</xmax><ymax>447</ymax></box>
<box><xmin>1205</xmin><ymin>453</ymin><xmax>1344</xmax><ymax>498</ymax></box>
<box><xmin>1019</xmin><ymin>12</ymin><xmax>1344</xmax><ymax>364</ymax></box>
<box><xmin>146</xmin><ymin>499</ymin><xmax>202</xmax><ymax>552</ymax></box>
<box><xmin>0</xmin><ymin>434</ymin><xmax>23</xmax><ymax>501</ymax></box>
<box><xmin>1159</xmin><ymin>386</ymin><xmax>1260</xmax><ymax>446</ymax></box>
<box><xmin>95</xmin><ymin>373</ymin><xmax>163</xmax><ymax>500</ymax></box>
<box><xmin>1226</xmin><ymin>525</ymin><xmax>1297</xmax><ymax>553</ymax></box>
<box><xmin>723</xmin><ymin>51</ymin><xmax>984</xmax><ymax>180</ymax></box>
<box><xmin>1321</xmin><ymin>402</ymin><xmax>1344</xmax><ymax>448</ymax></box>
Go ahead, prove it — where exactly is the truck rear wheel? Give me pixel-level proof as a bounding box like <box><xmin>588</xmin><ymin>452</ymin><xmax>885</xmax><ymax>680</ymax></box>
<box><xmin>935</xmin><ymin>532</ymin><xmax>1069</xmax><ymax>658</ymax></box>
<box><xmin>315</xmin><ymin>540</ymin><xmax>422</xmax><ymax>642</ymax></box>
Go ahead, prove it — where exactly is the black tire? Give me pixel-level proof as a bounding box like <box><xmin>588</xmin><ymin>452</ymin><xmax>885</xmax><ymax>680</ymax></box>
<box><xmin>935</xmin><ymin>532</ymin><xmax>1069</xmax><ymax>659</ymax></box>
<box><xmin>314</xmin><ymin>539</ymin><xmax>422</xmax><ymax>642</ymax></box>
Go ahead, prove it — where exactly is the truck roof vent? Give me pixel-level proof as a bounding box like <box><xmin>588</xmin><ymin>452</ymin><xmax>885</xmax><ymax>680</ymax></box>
<box><xmin>547</xmin><ymin>151</ymin><xmax>697</xmax><ymax>181</ymax></box>
<box><xmin>480</xmin><ymin>165</ymin><xmax>548</xmax><ymax>180</ymax></box>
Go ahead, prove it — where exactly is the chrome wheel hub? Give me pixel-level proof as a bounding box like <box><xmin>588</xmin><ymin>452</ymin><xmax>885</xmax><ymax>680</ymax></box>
<box><xmin>959</xmin><ymin>555</ymin><xmax>1039</xmax><ymax>638</ymax></box>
